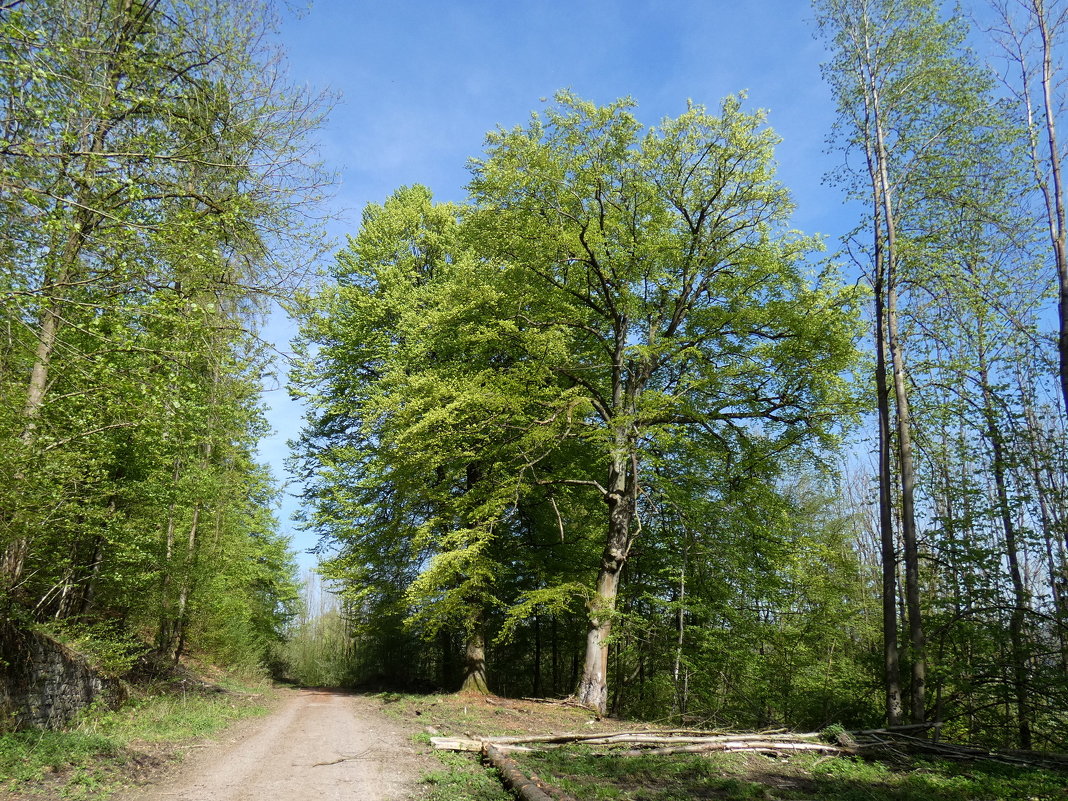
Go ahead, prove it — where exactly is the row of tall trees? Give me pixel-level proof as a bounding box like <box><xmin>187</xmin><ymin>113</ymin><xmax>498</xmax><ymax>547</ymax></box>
<box><xmin>0</xmin><ymin>0</ymin><xmax>326</xmax><ymax>671</ymax></box>
<box><xmin>815</xmin><ymin>0</ymin><xmax>1068</xmax><ymax>748</ymax></box>
<box><xmin>293</xmin><ymin>0</ymin><xmax>1068</xmax><ymax>750</ymax></box>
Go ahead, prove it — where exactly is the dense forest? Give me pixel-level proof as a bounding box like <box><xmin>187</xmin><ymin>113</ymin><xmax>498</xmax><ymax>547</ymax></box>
<box><xmin>3</xmin><ymin>0</ymin><xmax>1068</xmax><ymax>757</ymax></box>
<box><xmin>0</xmin><ymin>0</ymin><xmax>327</xmax><ymax>674</ymax></box>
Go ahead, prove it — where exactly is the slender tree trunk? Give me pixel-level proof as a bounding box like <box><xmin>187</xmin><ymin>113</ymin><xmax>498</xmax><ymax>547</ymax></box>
<box><xmin>872</xmin><ymin>175</ymin><xmax>904</xmax><ymax>729</ymax></box>
<box><xmin>866</xmin><ymin>54</ymin><xmax>924</xmax><ymax>724</ymax></box>
<box><xmin>438</xmin><ymin>628</ymin><xmax>453</xmax><ymax>690</ymax></box>
<box><xmin>979</xmin><ymin>353</ymin><xmax>1032</xmax><ymax>749</ymax></box>
<box><xmin>157</xmin><ymin>504</ymin><xmax>178</xmax><ymax>653</ymax></box>
<box><xmin>886</xmin><ymin>286</ymin><xmax>926</xmax><ymax>725</ymax></box>
<box><xmin>1</xmin><ymin>238</ymin><xmax>77</xmax><ymax>591</ymax></box>
<box><xmin>570</xmin><ymin>638</ymin><xmax>578</xmax><ymax>689</ymax></box>
<box><xmin>854</xmin><ymin>32</ymin><xmax>907</xmax><ymax>726</ymax></box>
<box><xmin>673</xmin><ymin>538</ymin><xmax>688</xmax><ymax>716</ymax></box>
<box><xmin>170</xmin><ymin>502</ymin><xmax>201</xmax><ymax>663</ymax></box>
<box><xmin>156</xmin><ymin>459</ymin><xmax>182</xmax><ymax>654</ymax></box>
<box><xmin>1033</xmin><ymin>1</ymin><xmax>1068</xmax><ymax>422</ymax></box>
<box><xmin>551</xmin><ymin>615</ymin><xmax>559</xmax><ymax>695</ymax></box>
<box><xmin>1019</xmin><ymin>371</ymin><xmax>1068</xmax><ymax>666</ymax></box>
<box><xmin>1</xmin><ymin>3</ymin><xmax>145</xmax><ymax>595</ymax></box>
<box><xmin>532</xmin><ymin>613</ymin><xmax>542</xmax><ymax>697</ymax></box>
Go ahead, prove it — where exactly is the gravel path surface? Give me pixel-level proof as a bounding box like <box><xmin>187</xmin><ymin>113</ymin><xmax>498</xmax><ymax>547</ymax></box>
<box><xmin>121</xmin><ymin>688</ymin><xmax>428</xmax><ymax>801</ymax></box>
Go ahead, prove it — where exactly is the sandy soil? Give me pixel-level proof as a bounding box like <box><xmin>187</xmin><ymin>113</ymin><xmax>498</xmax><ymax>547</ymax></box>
<box><xmin>119</xmin><ymin>688</ymin><xmax>430</xmax><ymax>801</ymax></box>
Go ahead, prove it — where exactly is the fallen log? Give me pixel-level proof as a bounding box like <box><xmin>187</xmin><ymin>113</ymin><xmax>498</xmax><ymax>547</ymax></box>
<box><xmin>439</xmin><ymin>724</ymin><xmax>1068</xmax><ymax>775</ymax></box>
<box><xmin>850</xmin><ymin>730</ymin><xmax>1068</xmax><ymax>772</ymax></box>
<box><xmin>619</xmin><ymin>740</ymin><xmax>853</xmax><ymax>757</ymax></box>
<box><xmin>483</xmin><ymin>744</ymin><xmax>577</xmax><ymax>801</ymax></box>
<box><xmin>435</xmin><ymin>730</ymin><xmax>827</xmax><ymax>751</ymax></box>
<box><xmin>481</xmin><ymin>730</ymin><xmax>823</xmax><ymax>747</ymax></box>
<box><xmin>483</xmin><ymin>730</ymin><xmax>694</xmax><ymax>745</ymax></box>
<box><xmin>430</xmin><ymin>737</ymin><xmax>482</xmax><ymax>752</ymax></box>
<box><xmin>431</xmin><ymin>737</ymin><xmax>537</xmax><ymax>753</ymax></box>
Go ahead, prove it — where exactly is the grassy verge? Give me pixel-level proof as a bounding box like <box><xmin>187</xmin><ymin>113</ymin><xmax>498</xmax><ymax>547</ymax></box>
<box><xmin>418</xmin><ymin>747</ymin><xmax>509</xmax><ymax>801</ymax></box>
<box><xmin>512</xmin><ymin>747</ymin><xmax>1068</xmax><ymax>801</ymax></box>
<box><xmin>381</xmin><ymin>692</ymin><xmax>1068</xmax><ymax>801</ymax></box>
<box><xmin>0</xmin><ymin>680</ymin><xmax>274</xmax><ymax>800</ymax></box>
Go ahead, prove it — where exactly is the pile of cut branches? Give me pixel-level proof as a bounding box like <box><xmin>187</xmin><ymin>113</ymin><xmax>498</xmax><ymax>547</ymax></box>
<box><xmin>432</xmin><ymin>728</ymin><xmax>847</xmax><ymax>757</ymax></box>
<box><xmin>846</xmin><ymin>724</ymin><xmax>1068</xmax><ymax>771</ymax></box>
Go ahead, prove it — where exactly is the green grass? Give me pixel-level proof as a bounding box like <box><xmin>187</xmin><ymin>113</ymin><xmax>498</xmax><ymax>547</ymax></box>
<box><xmin>808</xmin><ymin>755</ymin><xmax>1068</xmax><ymax>801</ymax></box>
<box><xmin>511</xmin><ymin>748</ymin><xmax>1068</xmax><ymax>801</ymax></box>
<box><xmin>515</xmin><ymin>748</ymin><xmax>773</xmax><ymax>801</ymax></box>
<box><xmin>0</xmin><ymin>689</ymin><xmax>272</xmax><ymax>799</ymax></box>
<box><xmin>0</xmin><ymin>730</ymin><xmax>118</xmax><ymax>789</ymax></box>
<box><xmin>82</xmin><ymin>691</ymin><xmax>268</xmax><ymax>742</ymax></box>
<box><xmin>419</xmin><ymin>749</ymin><xmax>511</xmax><ymax>801</ymax></box>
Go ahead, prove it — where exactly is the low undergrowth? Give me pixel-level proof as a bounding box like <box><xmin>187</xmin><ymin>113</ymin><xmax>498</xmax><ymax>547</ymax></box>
<box><xmin>0</xmin><ymin>677</ymin><xmax>274</xmax><ymax>800</ymax></box>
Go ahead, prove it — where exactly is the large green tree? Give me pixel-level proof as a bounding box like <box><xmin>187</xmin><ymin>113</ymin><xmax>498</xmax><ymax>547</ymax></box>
<box><xmin>467</xmin><ymin>93</ymin><xmax>863</xmax><ymax>713</ymax></box>
<box><xmin>291</xmin><ymin>185</ymin><xmax>576</xmax><ymax>693</ymax></box>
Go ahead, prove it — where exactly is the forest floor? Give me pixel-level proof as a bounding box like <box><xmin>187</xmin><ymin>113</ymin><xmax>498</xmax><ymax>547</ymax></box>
<box><xmin>382</xmin><ymin>692</ymin><xmax>1068</xmax><ymax>801</ymax></box>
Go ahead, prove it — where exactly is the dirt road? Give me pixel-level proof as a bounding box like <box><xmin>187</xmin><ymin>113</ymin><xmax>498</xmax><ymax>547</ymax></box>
<box><xmin>122</xmin><ymin>688</ymin><xmax>430</xmax><ymax>801</ymax></box>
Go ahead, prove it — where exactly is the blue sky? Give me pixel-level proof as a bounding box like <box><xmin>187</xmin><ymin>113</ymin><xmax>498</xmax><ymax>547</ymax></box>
<box><xmin>258</xmin><ymin>0</ymin><xmax>854</xmax><ymax>568</ymax></box>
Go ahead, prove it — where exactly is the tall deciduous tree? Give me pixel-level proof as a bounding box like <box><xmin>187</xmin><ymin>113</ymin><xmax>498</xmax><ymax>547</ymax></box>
<box><xmin>467</xmin><ymin>93</ymin><xmax>862</xmax><ymax>713</ymax></box>
<box><xmin>292</xmin><ymin>186</ymin><xmax>569</xmax><ymax>694</ymax></box>
<box><xmin>990</xmin><ymin>0</ymin><xmax>1068</xmax><ymax>423</ymax></box>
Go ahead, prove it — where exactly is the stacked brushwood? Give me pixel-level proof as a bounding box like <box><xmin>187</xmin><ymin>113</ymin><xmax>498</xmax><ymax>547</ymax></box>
<box><xmin>845</xmin><ymin>725</ymin><xmax>1068</xmax><ymax>771</ymax></box>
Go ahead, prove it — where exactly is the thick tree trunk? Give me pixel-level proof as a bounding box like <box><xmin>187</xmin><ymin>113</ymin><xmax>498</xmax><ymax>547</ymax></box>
<box><xmin>575</xmin><ymin>564</ymin><xmax>619</xmax><ymax>714</ymax></box>
<box><xmin>461</xmin><ymin>628</ymin><xmax>489</xmax><ymax>694</ymax></box>
<box><xmin>575</xmin><ymin>454</ymin><xmax>633</xmax><ymax>714</ymax></box>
